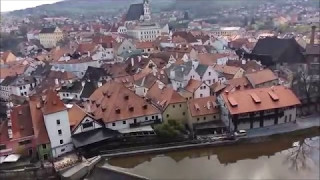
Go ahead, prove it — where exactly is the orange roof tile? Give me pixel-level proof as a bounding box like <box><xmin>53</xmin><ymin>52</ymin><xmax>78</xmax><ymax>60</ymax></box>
<box><xmin>135</xmin><ymin>41</ymin><xmax>155</xmax><ymax>49</ymax></box>
<box><xmin>224</xmin><ymin>77</ymin><xmax>252</xmax><ymax>92</ymax></box>
<box><xmin>198</xmin><ymin>53</ymin><xmax>228</xmax><ymax>66</ymax></box>
<box><xmin>89</xmin><ymin>81</ymin><xmax>161</xmax><ymax>123</ymax></box>
<box><xmin>42</xmin><ymin>90</ymin><xmax>67</xmax><ymax>115</ymax></box>
<box><xmin>246</xmin><ymin>69</ymin><xmax>278</xmax><ymax>86</ymax></box>
<box><xmin>147</xmin><ymin>81</ymin><xmax>186</xmax><ymax>110</ymax></box>
<box><xmin>213</xmin><ymin>64</ymin><xmax>241</xmax><ymax>75</ymax></box>
<box><xmin>221</xmin><ymin>86</ymin><xmax>301</xmax><ymax>115</ymax></box>
<box><xmin>10</xmin><ymin>104</ymin><xmax>34</xmax><ymax>139</ymax></box>
<box><xmin>188</xmin><ymin>96</ymin><xmax>219</xmax><ymax>117</ymax></box>
<box><xmin>29</xmin><ymin>96</ymin><xmax>50</xmax><ymax>145</ymax></box>
<box><xmin>184</xmin><ymin>79</ymin><xmax>203</xmax><ymax>93</ymax></box>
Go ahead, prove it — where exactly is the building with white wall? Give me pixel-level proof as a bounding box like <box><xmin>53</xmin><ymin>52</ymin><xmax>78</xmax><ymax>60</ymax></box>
<box><xmin>0</xmin><ymin>75</ymin><xmax>36</xmax><ymax>101</ymax></box>
<box><xmin>39</xmin><ymin>27</ymin><xmax>64</xmax><ymax>48</ymax></box>
<box><xmin>42</xmin><ymin>90</ymin><xmax>73</xmax><ymax>158</ymax></box>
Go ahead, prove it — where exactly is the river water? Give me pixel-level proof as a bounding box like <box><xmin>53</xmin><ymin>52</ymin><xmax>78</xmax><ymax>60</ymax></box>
<box><xmin>106</xmin><ymin>133</ymin><xmax>320</xmax><ymax>179</ymax></box>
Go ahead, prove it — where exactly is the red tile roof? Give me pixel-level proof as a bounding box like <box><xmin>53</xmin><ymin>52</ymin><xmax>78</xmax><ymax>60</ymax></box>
<box><xmin>10</xmin><ymin>104</ymin><xmax>34</xmax><ymax>139</ymax></box>
<box><xmin>147</xmin><ymin>82</ymin><xmax>186</xmax><ymax>110</ymax></box>
<box><xmin>184</xmin><ymin>79</ymin><xmax>203</xmax><ymax>93</ymax></box>
<box><xmin>188</xmin><ymin>96</ymin><xmax>219</xmax><ymax>117</ymax></box>
<box><xmin>221</xmin><ymin>86</ymin><xmax>301</xmax><ymax>115</ymax></box>
<box><xmin>89</xmin><ymin>81</ymin><xmax>161</xmax><ymax>123</ymax></box>
<box><xmin>246</xmin><ymin>69</ymin><xmax>278</xmax><ymax>86</ymax></box>
<box><xmin>29</xmin><ymin>96</ymin><xmax>50</xmax><ymax>145</ymax></box>
<box><xmin>42</xmin><ymin>90</ymin><xmax>67</xmax><ymax>115</ymax></box>
<box><xmin>68</xmin><ymin>104</ymin><xmax>92</xmax><ymax>131</ymax></box>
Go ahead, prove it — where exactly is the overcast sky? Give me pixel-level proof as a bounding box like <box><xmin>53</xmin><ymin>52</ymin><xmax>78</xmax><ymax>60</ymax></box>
<box><xmin>1</xmin><ymin>0</ymin><xmax>62</xmax><ymax>12</ymax></box>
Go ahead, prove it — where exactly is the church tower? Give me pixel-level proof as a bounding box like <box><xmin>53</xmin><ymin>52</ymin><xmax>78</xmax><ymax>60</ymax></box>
<box><xmin>143</xmin><ymin>0</ymin><xmax>151</xmax><ymax>21</ymax></box>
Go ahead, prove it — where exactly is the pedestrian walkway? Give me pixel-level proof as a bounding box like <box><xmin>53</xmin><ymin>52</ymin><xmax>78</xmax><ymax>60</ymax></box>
<box><xmin>246</xmin><ymin>113</ymin><xmax>320</xmax><ymax>138</ymax></box>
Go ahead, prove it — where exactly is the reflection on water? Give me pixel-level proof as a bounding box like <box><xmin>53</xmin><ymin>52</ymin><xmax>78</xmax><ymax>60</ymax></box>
<box><xmin>107</xmin><ymin>134</ymin><xmax>320</xmax><ymax>179</ymax></box>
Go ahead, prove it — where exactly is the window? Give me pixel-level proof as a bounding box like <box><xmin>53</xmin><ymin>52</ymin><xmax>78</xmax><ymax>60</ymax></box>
<box><xmin>123</xmin><ymin>121</ymin><xmax>126</xmax><ymax>124</ymax></box>
<box><xmin>204</xmin><ymin>117</ymin><xmax>206</xmax><ymax>120</ymax></box>
<box><xmin>284</xmin><ymin>116</ymin><xmax>287</xmax><ymax>123</ymax></box>
<box><xmin>197</xmin><ymin>118</ymin><xmax>200</xmax><ymax>121</ymax></box>
<box><xmin>57</xmin><ymin>120</ymin><xmax>60</xmax><ymax>125</ymax></box>
<box><xmin>23</xmin><ymin>86</ymin><xmax>26</xmax><ymax>89</ymax></box>
<box><xmin>179</xmin><ymin>104</ymin><xmax>182</xmax><ymax>107</ymax></box>
<box><xmin>61</xmin><ymin>148</ymin><xmax>65</xmax><ymax>152</ymax></box>
<box><xmin>200</xmin><ymin>94</ymin><xmax>203</xmax><ymax>97</ymax></box>
<box><xmin>183</xmin><ymin>112</ymin><xmax>186</xmax><ymax>115</ymax></box>
<box><xmin>0</xmin><ymin>144</ymin><xmax>6</xmax><ymax>150</ymax></box>
<box><xmin>209</xmin><ymin>72</ymin><xmax>211</xmax><ymax>76</ymax></box>
<box><xmin>60</xmin><ymin>140</ymin><xmax>63</xmax><ymax>144</ymax></box>
<box><xmin>24</xmin><ymin>92</ymin><xmax>27</xmax><ymax>95</ymax></box>
<box><xmin>289</xmin><ymin>114</ymin><xmax>292</xmax><ymax>122</ymax></box>
<box><xmin>21</xmin><ymin>93</ymin><xmax>24</xmax><ymax>96</ymax></box>
<box><xmin>112</xmin><ymin>123</ymin><xmax>116</xmax><ymax>126</ymax></box>
<box><xmin>145</xmin><ymin>117</ymin><xmax>148</xmax><ymax>120</ymax></box>
<box><xmin>83</xmin><ymin>122</ymin><xmax>93</xmax><ymax>128</ymax></box>
<box><xmin>203</xmin><ymin>86</ymin><xmax>206</xmax><ymax>89</ymax></box>
<box><xmin>43</xmin><ymin>154</ymin><xmax>48</xmax><ymax>160</ymax></box>
<box><xmin>20</xmin><ymin>87</ymin><xmax>22</xmax><ymax>90</ymax></box>
<box><xmin>152</xmin><ymin>116</ymin><xmax>154</xmax><ymax>119</ymax></box>
<box><xmin>213</xmin><ymin>115</ymin><xmax>216</xmax><ymax>119</ymax></box>
<box><xmin>19</xmin><ymin>139</ymin><xmax>31</xmax><ymax>145</ymax></box>
<box><xmin>134</xmin><ymin>119</ymin><xmax>137</xmax><ymax>123</ymax></box>
<box><xmin>58</xmin><ymin>130</ymin><xmax>62</xmax><ymax>135</ymax></box>
<box><xmin>166</xmin><ymin>114</ymin><xmax>169</xmax><ymax>118</ymax></box>
<box><xmin>63</xmin><ymin>93</ymin><xmax>65</xmax><ymax>97</ymax></box>
<box><xmin>42</xmin><ymin>144</ymin><xmax>46</xmax><ymax>149</ymax></box>
<box><xmin>173</xmin><ymin>105</ymin><xmax>175</xmax><ymax>108</ymax></box>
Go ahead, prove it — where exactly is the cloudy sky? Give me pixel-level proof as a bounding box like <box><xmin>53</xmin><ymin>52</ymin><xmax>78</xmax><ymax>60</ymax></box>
<box><xmin>1</xmin><ymin>0</ymin><xmax>62</xmax><ymax>12</ymax></box>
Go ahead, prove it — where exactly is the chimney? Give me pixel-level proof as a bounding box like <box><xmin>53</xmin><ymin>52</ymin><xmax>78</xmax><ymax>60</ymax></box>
<box><xmin>138</xmin><ymin>56</ymin><xmax>142</xmax><ymax>62</ymax></box>
<box><xmin>131</xmin><ymin>57</ymin><xmax>134</xmax><ymax>67</ymax></box>
<box><xmin>310</xmin><ymin>26</ymin><xmax>316</xmax><ymax>45</ymax></box>
<box><xmin>87</xmin><ymin>51</ymin><xmax>91</xmax><ymax>57</ymax></box>
<box><xmin>55</xmin><ymin>78</ymin><xmax>59</xmax><ymax>85</ymax></box>
<box><xmin>98</xmin><ymin>81</ymin><xmax>102</xmax><ymax>87</ymax></box>
<box><xmin>81</xmin><ymin>81</ymin><xmax>85</xmax><ymax>87</ymax></box>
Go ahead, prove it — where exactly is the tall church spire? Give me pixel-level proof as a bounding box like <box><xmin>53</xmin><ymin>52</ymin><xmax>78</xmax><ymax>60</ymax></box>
<box><xmin>143</xmin><ymin>0</ymin><xmax>151</xmax><ymax>21</ymax></box>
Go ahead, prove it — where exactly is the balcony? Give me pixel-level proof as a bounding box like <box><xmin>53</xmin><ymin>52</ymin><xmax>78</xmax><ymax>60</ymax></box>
<box><xmin>130</xmin><ymin>119</ymin><xmax>161</xmax><ymax>128</ymax></box>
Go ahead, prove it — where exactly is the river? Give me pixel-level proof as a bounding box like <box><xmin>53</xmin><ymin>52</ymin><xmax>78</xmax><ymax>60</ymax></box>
<box><xmin>105</xmin><ymin>133</ymin><xmax>320</xmax><ymax>179</ymax></box>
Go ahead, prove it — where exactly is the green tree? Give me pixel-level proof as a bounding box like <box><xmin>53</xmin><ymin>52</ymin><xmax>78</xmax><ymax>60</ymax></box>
<box><xmin>154</xmin><ymin>120</ymin><xmax>185</xmax><ymax>138</ymax></box>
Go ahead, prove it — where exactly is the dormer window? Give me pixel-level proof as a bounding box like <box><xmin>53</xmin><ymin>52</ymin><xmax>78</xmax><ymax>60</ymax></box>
<box><xmin>116</xmin><ymin>108</ymin><xmax>121</xmax><ymax>114</ymax></box>
<box><xmin>124</xmin><ymin>95</ymin><xmax>129</xmax><ymax>100</ymax></box>
<box><xmin>143</xmin><ymin>104</ymin><xmax>148</xmax><ymax>109</ymax></box>
<box><xmin>129</xmin><ymin>106</ymin><xmax>134</xmax><ymax>112</ymax></box>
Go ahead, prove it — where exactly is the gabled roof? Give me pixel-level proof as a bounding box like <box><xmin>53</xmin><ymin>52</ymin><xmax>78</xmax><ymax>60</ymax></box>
<box><xmin>76</xmin><ymin>43</ymin><xmax>97</xmax><ymax>54</ymax></box>
<box><xmin>224</xmin><ymin>77</ymin><xmax>252</xmax><ymax>92</ymax></box>
<box><xmin>31</xmin><ymin>63</ymin><xmax>52</xmax><ymax>77</ymax></box>
<box><xmin>172</xmin><ymin>31</ymin><xmax>198</xmax><ymax>43</ymax></box>
<box><xmin>246</xmin><ymin>69</ymin><xmax>278</xmax><ymax>87</ymax></box>
<box><xmin>10</xmin><ymin>104</ymin><xmax>34</xmax><ymax>139</ymax></box>
<box><xmin>188</xmin><ymin>96</ymin><xmax>219</xmax><ymax>117</ymax></box>
<box><xmin>165</xmin><ymin>61</ymin><xmax>193</xmax><ymax>82</ymax></box>
<box><xmin>1</xmin><ymin>75</ymin><xmax>18</xmax><ymax>86</ymax></box>
<box><xmin>29</xmin><ymin>96</ymin><xmax>50</xmax><ymax>145</ymax></box>
<box><xmin>42</xmin><ymin>90</ymin><xmax>67</xmax><ymax>115</ymax></box>
<box><xmin>59</xmin><ymin>81</ymin><xmax>83</xmax><ymax>93</ymax></box>
<box><xmin>134</xmin><ymin>73</ymin><xmax>157</xmax><ymax>89</ymax></box>
<box><xmin>251</xmin><ymin>37</ymin><xmax>305</xmax><ymax>65</ymax></box>
<box><xmin>147</xmin><ymin>81</ymin><xmax>186</xmax><ymax>110</ymax></box>
<box><xmin>80</xmin><ymin>81</ymin><xmax>97</xmax><ymax>99</ymax></box>
<box><xmin>82</xmin><ymin>66</ymin><xmax>109</xmax><ymax>81</ymax></box>
<box><xmin>195</xmin><ymin>64</ymin><xmax>208</xmax><ymax>77</ymax></box>
<box><xmin>40</xmin><ymin>27</ymin><xmax>56</xmax><ymax>34</ymax></box>
<box><xmin>126</xmin><ymin>3</ymin><xmax>144</xmax><ymax>21</ymax></box>
<box><xmin>213</xmin><ymin>65</ymin><xmax>241</xmax><ymax>76</ymax></box>
<box><xmin>90</xmin><ymin>81</ymin><xmax>161</xmax><ymax>123</ymax></box>
<box><xmin>184</xmin><ymin>79</ymin><xmax>203</xmax><ymax>93</ymax></box>
<box><xmin>198</xmin><ymin>53</ymin><xmax>228</xmax><ymax>66</ymax></box>
<box><xmin>221</xmin><ymin>86</ymin><xmax>301</xmax><ymax>115</ymax></box>
<box><xmin>68</xmin><ymin>104</ymin><xmax>93</xmax><ymax>131</ymax></box>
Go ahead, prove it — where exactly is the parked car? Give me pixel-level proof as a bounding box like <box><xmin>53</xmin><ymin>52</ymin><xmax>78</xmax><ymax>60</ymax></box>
<box><xmin>234</xmin><ymin>130</ymin><xmax>247</xmax><ymax>137</ymax></box>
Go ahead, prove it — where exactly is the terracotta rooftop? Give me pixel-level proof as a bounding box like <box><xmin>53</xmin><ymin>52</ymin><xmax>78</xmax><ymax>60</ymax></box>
<box><xmin>29</xmin><ymin>96</ymin><xmax>50</xmax><ymax>145</ymax></box>
<box><xmin>68</xmin><ymin>104</ymin><xmax>94</xmax><ymax>131</ymax></box>
<box><xmin>184</xmin><ymin>79</ymin><xmax>203</xmax><ymax>93</ymax></box>
<box><xmin>198</xmin><ymin>53</ymin><xmax>228</xmax><ymax>66</ymax></box>
<box><xmin>76</xmin><ymin>43</ymin><xmax>97</xmax><ymax>54</ymax></box>
<box><xmin>42</xmin><ymin>90</ymin><xmax>67</xmax><ymax>115</ymax></box>
<box><xmin>10</xmin><ymin>104</ymin><xmax>34</xmax><ymax>140</ymax></box>
<box><xmin>213</xmin><ymin>64</ymin><xmax>241</xmax><ymax>76</ymax></box>
<box><xmin>0</xmin><ymin>64</ymin><xmax>26</xmax><ymax>80</ymax></box>
<box><xmin>147</xmin><ymin>81</ymin><xmax>186</xmax><ymax>110</ymax></box>
<box><xmin>188</xmin><ymin>96</ymin><xmax>219</xmax><ymax>117</ymax></box>
<box><xmin>224</xmin><ymin>77</ymin><xmax>253</xmax><ymax>92</ymax></box>
<box><xmin>221</xmin><ymin>86</ymin><xmax>301</xmax><ymax>115</ymax></box>
<box><xmin>89</xmin><ymin>81</ymin><xmax>161</xmax><ymax>123</ymax></box>
<box><xmin>135</xmin><ymin>41</ymin><xmax>155</xmax><ymax>49</ymax></box>
<box><xmin>246</xmin><ymin>69</ymin><xmax>278</xmax><ymax>87</ymax></box>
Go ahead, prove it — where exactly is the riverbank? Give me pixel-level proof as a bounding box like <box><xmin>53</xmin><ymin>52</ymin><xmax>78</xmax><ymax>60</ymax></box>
<box><xmin>101</xmin><ymin>114</ymin><xmax>319</xmax><ymax>158</ymax></box>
